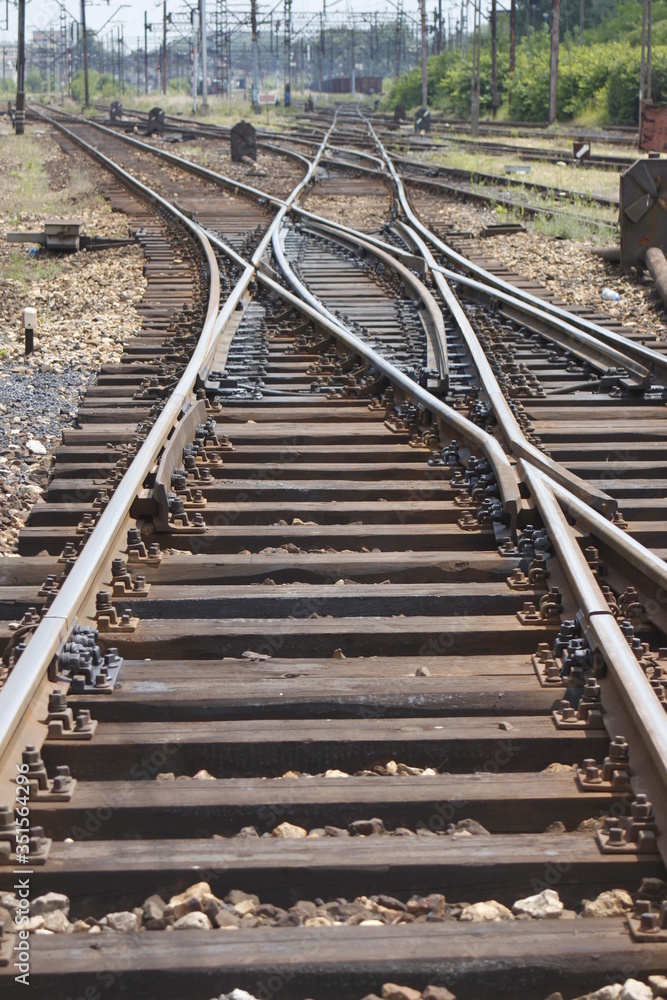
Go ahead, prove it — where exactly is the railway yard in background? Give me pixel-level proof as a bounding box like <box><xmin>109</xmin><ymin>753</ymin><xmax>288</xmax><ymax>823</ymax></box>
<box><xmin>4</xmin><ymin>98</ymin><xmax>667</xmax><ymax>1000</ymax></box>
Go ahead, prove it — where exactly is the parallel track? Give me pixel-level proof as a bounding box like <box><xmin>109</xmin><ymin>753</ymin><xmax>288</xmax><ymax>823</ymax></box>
<box><xmin>2</xmin><ymin>105</ymin><xmax>667</xmax><ymax>1000</ymax></box>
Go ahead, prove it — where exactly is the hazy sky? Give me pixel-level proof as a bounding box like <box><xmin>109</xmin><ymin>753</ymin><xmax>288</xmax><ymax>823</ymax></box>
<box><xmin>1</xmin><ymin>0</ymin><xmax>486</xmax><ymax>48</ymax></box>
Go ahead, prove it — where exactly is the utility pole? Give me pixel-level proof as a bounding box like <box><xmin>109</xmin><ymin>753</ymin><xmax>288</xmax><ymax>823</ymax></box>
<box><xmin>319</xmin><ymin>1</ymin><xmax>324</xmax><ymax>93</ymax></box>
<box><xmin>144</xmin><ymin>12</ymin><xmax>150</xmax><ymax>95</ymax></box>
<box><xmin>81</xmin><ymin>0</ymin><xmax>89</xmax><ymax>106</ymax></box>
<box><xmin>284</xmin><ymin>0</ymin><xmax>292</xmax><ymax>106</ymax></box>
<box><xmin>548</xmin><ymin>0</ymin><xmax>560</xmax><ymax>124</ymax></box>
<box><xmin>579</xmin><ymin>0</ymin><xmax>584</xmax><ymax>44</ymax></box>
<box><xmin>162</xmin><ymin>0</ymin><xmax>167</xmax><ymax>95</ymax></box>
<box><xmin>201</xmin><ymin>0</ymin><xmax>208</xmax><ymax>109</ymax></box>
<box><xmin>394</xmin><ymin>1</ymin><xmax>402</xmax><ymax>80</ymax></box>
<box><xmin>470</xmin><ymin>0</ymin><xmax>480</xmax><ymax>135</ymax></box>
<box><xmin>648</xmin><ymin>0</ymin><xmax>653</xmax><ymax>100</ymax></box>
<box><xmin>118</xmin><ymin>25</ymin><xmax>123</xmax><ymax>97</ymax></box>
<box><xmin>351</xmin><ymin>27</ymin><xmax>355</xmax><ymax>97</ymax></box>
<box><xmin>419</xmin><ymin>0</ymin><xmax>427</xmax><ymax>108</ymax></box>
<box><xmin>491</xmin><ymin>0</ymin><xmax>498</xmax><ymax>117</ymax></box>
<box><xmin>191</xmin><ymin>8</ymin><xmax>198</xmax><ymax>111</ymax></box>
<box><xmin>509</xmin><ymin>0</ymin><xmax>516</xmax><ymax>106</ymax></box>
<box><xmin>15</xmin><ymin>0</ymin><xmax>25</xmax><ymax>133</ymax></box>
<box><xmin>251</xmin><ymin>0</ymin><xmax>259</xmax><ymax>107</ymax></box>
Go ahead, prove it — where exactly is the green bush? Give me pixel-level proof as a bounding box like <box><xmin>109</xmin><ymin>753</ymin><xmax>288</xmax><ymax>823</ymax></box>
<box><xmin>25</xmin><ymin>68</ymin><xmax>44</xmax><ymax>94</ymax></box>
<box><xmin>70</xmin><ymin>69</ymin><xmax>117</xmax><ymax>102</ymax></box>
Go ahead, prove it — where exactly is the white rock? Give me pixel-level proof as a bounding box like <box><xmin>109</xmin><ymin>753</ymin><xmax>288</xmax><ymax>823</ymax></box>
<box><xmin>324</xmin><ymin>769</ymin><xmax>349</xmax><ymax>778</ymax></box>
<box><xmin>233</xmin><ymin>899</ymin><xmax>255</xmax><ymax>916</ymax></box>
<box><xmin>42</xmin><ymin>910</ymin><xmax>71</xmax><ymax>933</ymax></box>
<box><xmin>272</xmin><ymin>821</ymin><xmax>307</xmax><ymax>839</ymax></box>
<box><xmin>459</xmin><ymin>900</ymin><xmax>514</xmax><ymax>922</ymax></box>
<box><xmin>584</xmin><ymin>987</ymin><xmax>622</xmax><ymax>1000</ymax></box>
<box><xmin>620</xmin><ymin>981</ymin><xmax>653</xmax><ymax>1000</ymax></box>
<box><xmin>582</xmin><ymin>889</ymin><xmax>634</xmax><ymax>918</ymax></box>
<box><xmin>173</xmin><ymin>911</ymin><xmax>211</xmax><ymax>930</ymax></box>
<box><xmin>227</xmin><ymin>990</ymin><xmax>260</xmax><ymax>1000</ymax></box>
<box><xmin>26</xmin><ymin>439</ymin><xmax>46</xmax><ymax>455</ymax></box>
<box><xmin>359</xmin><ymin>919</ymin><xmax>384</xmax><ymax>925</ymax></box>
<box><xmin>0</xmin><ymin>893</ymin><xmax>18</xmax><ymax>916</ymax></box>
<box><xmin>167</xmin><ymin>882</ymin><xmax>219</xmax><ymax>920</ymax></box>
<box><xmin>31</xmin><ymin>892</ymin><xmax>70</xmax><ymax>917</ymax></box>
<box><xmin>106</xmin><ymin>911</ymin><xmax>140</xmax><ymax>933</ymax></box>
<box><xmin>649</xmin><ymin>975</ymin><xmax>667</xmax><ymax>997</ymax></box>
<box><xmin>512</xmin><ymin>889</ymin><xmax>563</xmax><ymax>919</ymax></box>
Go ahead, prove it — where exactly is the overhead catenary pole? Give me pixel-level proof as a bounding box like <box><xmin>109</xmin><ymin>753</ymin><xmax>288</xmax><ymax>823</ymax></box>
<box><xmin>162</xmin><ymin>0</ymin><xmax>167</xmax><ymax>95</ymax></box>
<box><xmin>648</xmin><ymin>0</ymin><xmax>653</xmax><ymax>100</ymax></box>
<box><xmin>201</xmin><ymin>0</ymin><xmax>208</xmax><ymax>109</ymax></box>
<box><xmin>81</xmin><ymin>0</ymin><xmax>89</xmax><ymax>107</ymax></box>
<box><xmin>191</xmin><ymin>7</ymin><xmax>198</xmax><ymax>112</ymax></box>
<box><xmin>491</xmin><ymin>0</ymin><xmax>498</xmax><ymax>117</ymax></box>
<box><xmin>548</xmin><ymin>0</ymin><xmax>560</xmax><ymax>124</ymax></box>
<box><xmin>144</xmin><ymin>11</ymin><xmax>150</xmax><ymax>94</ymax></box>
<box><xmin>509</xmin><ymin>0</ymin><xmax>516</xmax><ymax>105</ymax></box>
<box><xmin>579</xmin><ymin>0</ymin><xmax>584</xmax><ymax>44</ymax></box>
<box><xmin>419</xmin><ymin>0</ymin><xmax>427</xmax><ymax>108</ymax></box>
<box><xmin>284</xmin><ymin>0</ymin><xmax>292</xmax><ymax>106</ymax></box>
<box><xmin>250</xmin><ymin>0</ymin><xmax>259</xmax><ymax>107</ymax></box>
<box><xmin>470</xmin><ymin>0</ymin><xmax>481</xmax><ymax>135</ymax></box>
<box><xmin>15</xmin><ymin>0</ymin><xmax>25</xmax><ymax>133</ymax></box>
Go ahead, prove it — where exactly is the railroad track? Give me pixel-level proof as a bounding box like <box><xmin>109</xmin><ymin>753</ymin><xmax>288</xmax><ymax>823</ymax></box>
<box><xmin>2</xmin><ymin>104</ymin><xmax>667</xmax><ymax>1000</ymax></box>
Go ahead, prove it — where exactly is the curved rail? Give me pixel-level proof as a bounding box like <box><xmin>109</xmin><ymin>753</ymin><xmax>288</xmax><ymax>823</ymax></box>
<box><xmin>0</xmin><ymin>109</ymin><xmax>337</xmax><ymax>761</ymax></box>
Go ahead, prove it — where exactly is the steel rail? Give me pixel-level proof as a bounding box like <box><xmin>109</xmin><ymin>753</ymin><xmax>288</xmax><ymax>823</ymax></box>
<box><xmin>363</xmin><ymin>116</ymin><xmax>667</xmax><ymax>383</ymax></box>
<box><xmin>392</xmin><ymin>220</ymin><xmax>617</xmax><ymax>515</ymax></box>
<box><xmin>0</xmin><ymin>111</ymin><xmax>336</xmax><ymax>762</ymax></box>
<box><xmin>541</xmin><ymin>471</ymin><xmax>667</xmax><ymax>607</ymax></box>
<box><xmin>521</xmin><ymin>461</ymin><xmax>667</xmax><ymax>849</ymax></box>
<box><xmin>430</xmin><ymin>260</ymin><xmax>651</xmax><ymax>389</ymax></box>
<box><xmin>296</xmin><ymin>219</ymin><xmax>449</xmax><ymax>387</ymax></box>
<box><xmin>269</xmin><ymin>222</ymin><xmax>522</xmax><ymax>518</ymax></box>
<box><xmin>32</xmin><ymin>103</ymin><xmax>289</xmax><ymax>210</ymax></box>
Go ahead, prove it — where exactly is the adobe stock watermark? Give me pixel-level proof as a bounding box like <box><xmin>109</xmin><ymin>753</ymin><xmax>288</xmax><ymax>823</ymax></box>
<box><xmin>13</xmin><ymin>759</ymin><xmax>32</xmax><ymax>987</ymax></box>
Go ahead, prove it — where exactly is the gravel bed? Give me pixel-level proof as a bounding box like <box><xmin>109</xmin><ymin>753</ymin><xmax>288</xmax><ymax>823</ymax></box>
<box><xmin>300</xmin><ymin>192</ymin><xmax>392</xmax><ymax>233</ymax></box>
<box><xmin>143</xmin><ymin>134</ymin><xmax>305</xmax><ymax>199</ymax></box>
<box><xmin>0</xmin><ymin>123</ymin><xmax>146</xmax><ymax>553</ymax></box>
<box><xmin>410</xmin><ymin>191</ymin><xmax>667</xmax><ymax>346</ymax></box>
<box><xmin>4</xmin><ymin>877</ymin><xmax>662</xmax><ymax>936</ymax></box>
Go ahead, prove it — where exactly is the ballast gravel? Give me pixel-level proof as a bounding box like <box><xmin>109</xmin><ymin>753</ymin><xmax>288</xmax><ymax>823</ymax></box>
<box><xmin>0</xmin><ymin>123</ymin><xmax>146</xmax><ymax>553</ymax></box>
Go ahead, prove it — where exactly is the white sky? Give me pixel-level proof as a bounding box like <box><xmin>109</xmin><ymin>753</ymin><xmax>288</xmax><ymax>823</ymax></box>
<box><xmin>1</xmin><ymin>0</ymin><xmax>493</xmax><ymax>48</ymax></box>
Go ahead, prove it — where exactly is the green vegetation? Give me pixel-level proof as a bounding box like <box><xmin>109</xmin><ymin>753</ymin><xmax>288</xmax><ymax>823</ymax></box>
<box><xmin>3</xmin><ymin>249</ymin><xmax>62</xmax><ymax>286</ymax></box>
<box><xmin>385</xmin><ymin>1</ymin><xmax>667</xmax><ymax>125</ymax></box>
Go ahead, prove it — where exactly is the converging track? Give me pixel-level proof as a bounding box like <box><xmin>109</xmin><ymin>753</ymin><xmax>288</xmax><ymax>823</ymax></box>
<box><xmin>3</xmin><ymin>104</ymin><xmax>667</xmax><ymax>1000</ymax></box>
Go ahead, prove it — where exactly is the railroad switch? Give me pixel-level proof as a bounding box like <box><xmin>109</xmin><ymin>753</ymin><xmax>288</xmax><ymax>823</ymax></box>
<box><xmin>7</xmin><ymin>219</ymin><xmax>136</xmax><ymax>253</ymax></box>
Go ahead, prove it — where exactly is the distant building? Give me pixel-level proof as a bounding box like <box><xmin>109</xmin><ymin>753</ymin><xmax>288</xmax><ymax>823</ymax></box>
<box><xmin>1</xmin><ymin>44</ymin><xmax>17</xmax><ymax>86</ymax></box>
<box><xmin>316</xmin><ymin>76</ymin><xmax>383</xmax><ymax>95</ymax></box>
